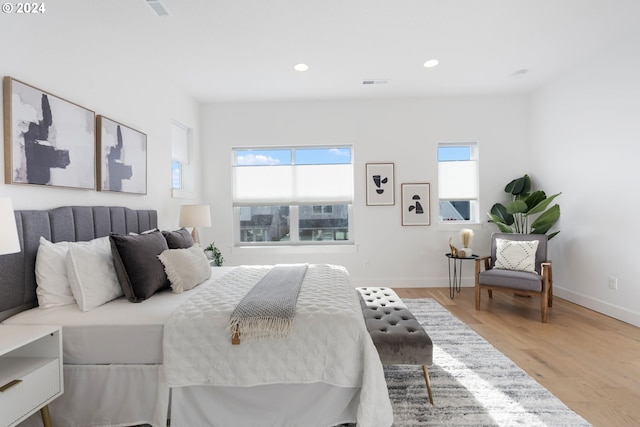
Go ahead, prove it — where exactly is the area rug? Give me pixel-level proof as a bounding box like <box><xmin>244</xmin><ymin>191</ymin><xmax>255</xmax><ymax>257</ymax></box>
<box><xmin>385</xmin><ymin>298</ymin><xmax>591</xmax><ymax>426</ymax></box>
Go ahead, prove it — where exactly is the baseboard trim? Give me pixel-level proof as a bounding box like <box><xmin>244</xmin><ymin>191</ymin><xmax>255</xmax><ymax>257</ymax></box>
<box><xmin>548</xmin><ymin>287</ymin><xmax>639</xmax><ymax>327</ymax></box>
<box><xmin>351</xmin><ymin>277</ymin><xmax>476</xmax><ymax>288</ymax></box>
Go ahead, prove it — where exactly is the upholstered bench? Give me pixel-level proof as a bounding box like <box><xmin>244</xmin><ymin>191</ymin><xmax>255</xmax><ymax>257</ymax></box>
<box><xmin>356</xmin><ymin>287</ymin><xmax>434</xmax><ymax>404</ymax></box>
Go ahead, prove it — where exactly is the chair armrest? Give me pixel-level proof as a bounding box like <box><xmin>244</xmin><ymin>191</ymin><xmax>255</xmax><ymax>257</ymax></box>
<box><xmin>475</xmin><ymin>256</ymin><xmax>491</xmax><ymax>274</ymax></box>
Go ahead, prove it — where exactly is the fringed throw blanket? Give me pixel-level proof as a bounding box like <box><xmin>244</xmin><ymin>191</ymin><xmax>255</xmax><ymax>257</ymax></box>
<box><xmin>227</xmin><ymin>263</ymin><xmax>308</xmax><ymax>343</ymax></box>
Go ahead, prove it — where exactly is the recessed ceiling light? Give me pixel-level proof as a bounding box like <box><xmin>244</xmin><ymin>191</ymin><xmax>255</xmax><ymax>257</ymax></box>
<box><xmin>294</xmin><ymin>63</ymin><xmax>309</xmax><ymax>72</ymax></box>
<box><xmin>423</xmin><ymin>59</ymin><xmax>439</xmax><ymax>68</ymax></box>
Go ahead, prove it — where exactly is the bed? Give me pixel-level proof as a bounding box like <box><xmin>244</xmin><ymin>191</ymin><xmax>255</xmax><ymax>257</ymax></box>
<box><xmin>0</xmin><ymin>206</ymin><xmax>393</xmax><ymax>427</ymax></box>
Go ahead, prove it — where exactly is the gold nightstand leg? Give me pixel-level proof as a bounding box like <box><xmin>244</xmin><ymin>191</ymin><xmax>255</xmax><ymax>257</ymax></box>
<box><xmin>40</xmin><ymin>405</ymin><xmax>52</xmax><ymax>427</ymax></box>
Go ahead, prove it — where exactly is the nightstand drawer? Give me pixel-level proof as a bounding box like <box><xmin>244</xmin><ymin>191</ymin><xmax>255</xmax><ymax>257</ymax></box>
<box><xmin>0</xmin><ymin>357</ymin><xmax>61</xmax><ymax>426</ymax></box>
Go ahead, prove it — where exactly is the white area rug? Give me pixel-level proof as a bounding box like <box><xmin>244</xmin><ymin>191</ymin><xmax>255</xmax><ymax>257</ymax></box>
<box><xmin>384</xmin><ymin>299</ymin><xmax>591</xmax><ymax>426</ymax></box>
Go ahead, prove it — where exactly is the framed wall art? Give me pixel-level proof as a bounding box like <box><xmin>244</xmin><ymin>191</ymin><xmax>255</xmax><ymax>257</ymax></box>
<box><xmin>3</xmin><ymin>77</ymin><xmax>96</xmax><ymax>189</ymax></box>
<box><xmin>366</xmin><ymin>162</ymin><xmax>395</xmax><ymax>206</ymax></box>
<box><xmin>401</xmin><ymin>183</ymin><xmax>430</xmax><ymax>226</ymax></box>
<box><xmin>97</xmin><ymin>115</ymin><xmax>147</xmax><ymax>194</ymax></box>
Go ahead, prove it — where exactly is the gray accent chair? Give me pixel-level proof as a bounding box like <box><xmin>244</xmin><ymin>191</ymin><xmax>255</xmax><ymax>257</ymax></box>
<box><xmin>475</xmin><ymin>233</ymin><xmax>553</xmax><ymax>322</ymax></box>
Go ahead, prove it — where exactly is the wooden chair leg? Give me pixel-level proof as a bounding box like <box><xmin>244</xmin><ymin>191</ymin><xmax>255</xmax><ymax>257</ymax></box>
<box><xmin>422</xmin><ymin>365</ymin><xmax>434</xmax><ymax>405</ymax></box>
<box><xmin>541</xmin><ymin>291</ymin><xmax>549</xmax><ymax>323</ymax></box>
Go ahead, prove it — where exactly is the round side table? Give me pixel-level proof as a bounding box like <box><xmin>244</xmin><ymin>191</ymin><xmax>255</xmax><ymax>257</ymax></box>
<box><xmin>445</xmin><ymin>253</ymin><xmax>478</xmax><ymax>299</ymax></box>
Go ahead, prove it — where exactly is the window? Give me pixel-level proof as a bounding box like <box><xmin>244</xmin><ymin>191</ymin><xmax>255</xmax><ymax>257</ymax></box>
<box><xmin>171</xmin><ymin>121</ymin><xmax>189</xmax><ymax>190</ymax></box>
<box><xmin>438</xmin><ymin>143</ymin><xmax>478</xmax><ymax>222</ymax></box>
<box><xmin>171</xmin><ymin>160</ymin><xmax>182</xmax><ymax>190</ymax></box>
<box><xmin>233</xmin><ymin>146</ymin><xmax>353</xmax><ymax>245</ymax></box>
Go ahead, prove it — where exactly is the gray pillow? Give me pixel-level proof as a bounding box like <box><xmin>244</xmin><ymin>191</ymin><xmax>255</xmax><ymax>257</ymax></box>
<box><xmin>109</xmin><ymin>231</ymin><xmax>170</xmax><ymax>302</ymax></box>
<box><xmin>162</xmin><ymin>228</ymin><xmax>194</xmax><ymax>249</ymax></box>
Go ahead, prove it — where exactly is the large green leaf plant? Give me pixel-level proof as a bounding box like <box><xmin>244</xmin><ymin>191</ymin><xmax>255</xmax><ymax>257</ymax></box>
<box><xmin>488</xmin><ymin>174</ymin><xmax>561</xmax><ymax>240</ymax></box>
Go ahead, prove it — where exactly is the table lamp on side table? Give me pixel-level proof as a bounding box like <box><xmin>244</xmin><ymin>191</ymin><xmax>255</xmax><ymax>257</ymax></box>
<box><xmin>178</xmin><ymin>204</ymin><xmax>211</xmax><ymax>244</ymax></box>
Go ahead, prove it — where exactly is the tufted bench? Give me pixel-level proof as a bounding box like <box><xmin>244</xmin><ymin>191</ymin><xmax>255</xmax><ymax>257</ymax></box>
<box><xmin>356</xmin><ymin>286</ymin><xmax>434</xmax><ymax>404</ymax></box>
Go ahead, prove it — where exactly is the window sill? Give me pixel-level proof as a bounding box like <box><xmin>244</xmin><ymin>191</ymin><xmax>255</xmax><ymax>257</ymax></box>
<box><xmin>171</xmin><ymin>189</ymin><xmax>197</xmax><ymax>199</ymax></box>
<box><xmin>232</xmin><ymin>244</ymin><xmax>358</xmax><ymax>255</ymax></box>
<box><xmin>437</xmin><ymin>222</ymin><xmax>484</xmax><ymax>232</ymax></box>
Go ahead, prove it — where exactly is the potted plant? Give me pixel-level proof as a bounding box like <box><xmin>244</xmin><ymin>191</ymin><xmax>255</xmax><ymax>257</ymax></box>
<box><xmin>487</xmin><ymin>174</ymin><xmax>561</xmax><ymax>239</ymax></box>
<box><xmin>203</xmin><ymin>242</ymin><xmax>224</xmax><ymax>266</ymax></box>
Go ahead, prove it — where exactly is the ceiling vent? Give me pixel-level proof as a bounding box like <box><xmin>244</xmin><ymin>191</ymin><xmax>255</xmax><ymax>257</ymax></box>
<box><xmin>146</xmin><ymin>0</ymin><xmax>170</xmax><ymax>17</ymax></box>
<box><xmin>362</xmin><ymin>79</ymin><xmax>389</xmax><ymax>85</ymax></box>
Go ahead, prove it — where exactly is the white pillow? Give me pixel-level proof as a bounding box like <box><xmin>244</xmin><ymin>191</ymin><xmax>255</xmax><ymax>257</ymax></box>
<box><xmin>494</xmin><ymin>238</ymin><xmax>539</xmax><ymax>273</ymax></box>
<box><xmin>66</xmin><ymin>236</ymin><xmax>123</xmax><ymax>311</ymax></box>
<box><xmin>158</xmin><ymin>244</ymin><xmax>211</xmax><ymax>293</ymax></box>
<box><xmin>35</xmin><ymin>237</ymin><xmax>75</xmax><ymax>308</ymax></box>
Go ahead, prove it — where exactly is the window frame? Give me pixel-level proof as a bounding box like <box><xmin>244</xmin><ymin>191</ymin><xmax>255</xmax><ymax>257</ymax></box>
<box><xmin>170</xmin><ymin>120</ymin><xmax>190</xmax><ymax>194</ymax></box>
<box><xmin>437</xmin><ymin>142</ymin><xmax>479</xmax><ymax>223</ymax></box>
<box><xmin>232</xmin><ymin>145</ymin><xmax>354</xmax><ymax>247</ymax></box>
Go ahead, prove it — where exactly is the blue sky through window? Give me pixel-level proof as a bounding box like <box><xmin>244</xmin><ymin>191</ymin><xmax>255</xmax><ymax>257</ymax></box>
<box><xmin>438</xmin><ymin>146</ymin><xmax>470</xmax><ymax>161</ymax></box>
<box><xmin>236</xmin><ymin>147</ymin><xmax>351</xmax><ymax>165</ymax></box>
<box><xmin>295</xmin><ymin>148</ymin><xmax>351</xmax><ymax>164</ymax></box>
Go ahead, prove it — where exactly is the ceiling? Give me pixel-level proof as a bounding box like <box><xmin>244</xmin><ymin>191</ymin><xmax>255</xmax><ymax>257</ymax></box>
<box><xmin>9</xmin><ymin>0</ymin><xmax>640</xmax><ymax>103</ymax></box>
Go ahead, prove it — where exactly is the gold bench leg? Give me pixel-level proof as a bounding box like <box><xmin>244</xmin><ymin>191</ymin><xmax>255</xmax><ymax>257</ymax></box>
<box><xmin>422</xmin><ymin>365</ymin><xmax>434</xmax><ymax>405</ymax></box>
<box><xmin>40</xmin><ymin>405</ymin><xmax>52</xmax><ymax>427</ymax></box>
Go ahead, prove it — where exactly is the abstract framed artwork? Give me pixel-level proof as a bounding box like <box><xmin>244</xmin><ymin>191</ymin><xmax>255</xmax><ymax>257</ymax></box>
<box><xmin>401</xmin><ymin>183</ymin><xmax>431</xmax><ymax>226</ymax></box>
<box><xmin>366</xmin><ymin>162</ymin><xmax>395</xmax><ymax>206</ymax></box>
<box><xmin>97</xmin><ymin>115</ymin><xmax>147</xmax><ymax>194</ymax></box>
<box><xmin>3</xmin><ymin>77</ymin><xmax>96</xmax><ymax>189</ymax></box>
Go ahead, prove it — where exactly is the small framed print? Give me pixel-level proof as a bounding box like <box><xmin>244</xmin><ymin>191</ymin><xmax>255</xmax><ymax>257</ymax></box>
<box><xmin>3</xmin><ymin>77</ymin><xmax>95</xmax><ymax>189</ymax></box>
<box><xmin>97</xmin><ymin>115</ymin><xmax>147</xmax><ymax>194</ymax></box>
<box><xmin>401</xmin><ymin>183</ymin><xmax>430</xmax><ymax>226</ymax></box>
<box><xmin>366</xmin><ymin>163</ymin><xmax>395</xmax><ymax>206</ymax></box>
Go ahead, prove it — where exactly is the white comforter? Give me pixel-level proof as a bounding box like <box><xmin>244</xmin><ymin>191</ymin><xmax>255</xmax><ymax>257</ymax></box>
<box><xmin>163</xmin><ymin>264</ymin><xmax>393</xmax><ymax>427</ymax></box>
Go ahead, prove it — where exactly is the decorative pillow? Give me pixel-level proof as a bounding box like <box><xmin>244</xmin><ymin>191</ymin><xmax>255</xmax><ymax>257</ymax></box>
<box><xmin>109</xmin><ymin>231</ymin><xmax>170</xmax><ymax>303</ymax></box>
<box><xmin>128</xmin><ymin>228</ymin><xmax>159</xmax><ymax>236</ymax></box>
<box><xmin>35</xmin><ymin>237</ymin><xmax>75</xmax><ymax>308</ymax></box>
<box><xmin>158</xmin><ymin>244</ymin><xmax>212</xmax><ymax>293</ymax></box>
<box><xmin>66</xmin><ymin>236</ymin><xmax>123</xmax><ymax>311</ymax></box>
<box><xmin>494</xmin><ymin>238</ymin><xmax>539</xmax><ymax>273</ymax></box>
<box><xmin>162</xmin><ymin>228</ymin><xmax>194</xmax><ymax>249</ymax></box>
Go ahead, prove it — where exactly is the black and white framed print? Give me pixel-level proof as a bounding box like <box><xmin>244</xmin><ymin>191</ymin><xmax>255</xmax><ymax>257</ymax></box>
<box><xmin>3</xmin><ymin>77</ymin><xmax>96</xmax><ymax>189</ymax></box>
<box><xmin>97</xmin><ymin>115</ymin><xmax>147</xmax><ymax>194</ymax></box>
<box><xmin>401</xmin><ymin>183</ymin><xmax>430</xmax><ymax>226</ymax></box>
<box><xmin>366</xmin><ymin>162</ymin><xmax>395</xmax><ymax>206</ymax></box>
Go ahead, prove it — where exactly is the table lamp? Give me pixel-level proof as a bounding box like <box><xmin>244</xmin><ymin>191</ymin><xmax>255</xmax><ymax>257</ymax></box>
<box><xmin>0</xmin><ymin>197</ymin><xmax>21</xmax><ymax>255</ymax></box>
<box><xmin>178</xmin><ymin>204</ymin><xmax>211</xmax><ymax>244</ymax></box>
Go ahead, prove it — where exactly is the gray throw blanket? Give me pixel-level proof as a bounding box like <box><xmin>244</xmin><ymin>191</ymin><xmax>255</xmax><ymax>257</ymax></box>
<box><xmin>228</xmin><ymin>264</ymin><xmax>308</xmax><ymax>343</ymax></box>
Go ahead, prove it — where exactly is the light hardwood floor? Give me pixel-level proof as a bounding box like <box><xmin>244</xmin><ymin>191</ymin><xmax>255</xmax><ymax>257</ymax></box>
<box><xmin>392</xmin><ymin>287</ymin><xmax>640</xmax><ymax>427</ymax></box>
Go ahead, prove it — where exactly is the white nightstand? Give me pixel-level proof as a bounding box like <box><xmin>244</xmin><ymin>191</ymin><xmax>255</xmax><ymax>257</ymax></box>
<box><xmin>0</xmin><ymin>325</ymin><xmax>63</xmax><ymax>427</ymax></box>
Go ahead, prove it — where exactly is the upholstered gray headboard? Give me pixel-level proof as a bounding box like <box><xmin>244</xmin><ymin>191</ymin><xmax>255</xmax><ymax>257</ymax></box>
<box><xmin>0</xmin><ymin>206</ymin><xmax>157</xmax><ymax>322</ymax></box>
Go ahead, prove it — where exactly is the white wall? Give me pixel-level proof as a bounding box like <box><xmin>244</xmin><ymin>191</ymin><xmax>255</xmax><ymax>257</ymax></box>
<box><xmin>200</xmin><ymin>96</ymin><xmax>531</xmax><ymax>287</ymax></box>
<box><xmin>0</xmin><ymin>6</ymin><xmax>203</xmax><ymax>230</ymax></box>
<box><xmin>531</xmin><ymin>29</ymin><xmax>640</xmax><ymax>326</ymax></box>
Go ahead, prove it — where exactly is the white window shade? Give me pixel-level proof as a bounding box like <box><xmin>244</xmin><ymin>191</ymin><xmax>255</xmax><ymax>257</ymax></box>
<box><xmin>171</xmin><ymin>122</ymin><xmax>189</xmax><ymax>164</ymax></box>
<box><xmin>233</xmin><ymin>164</ymin><xmax>353</xmax><ymax>206</ymax></box>
<box><xmin>438</xmin><ymin>160</ymin><xmax>478</xmax><ymax>200</ymax></box>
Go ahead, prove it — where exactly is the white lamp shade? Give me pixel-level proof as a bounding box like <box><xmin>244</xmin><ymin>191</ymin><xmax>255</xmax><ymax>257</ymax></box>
<box><xmin>0</xmin><ymin>198</ymin><xmax>21</xmax><ymax>255</ymax></box>
<box><xmin>179</xmin><ymin>204</ymin><xmax>212</xmax><ymax>227</ymax></box>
